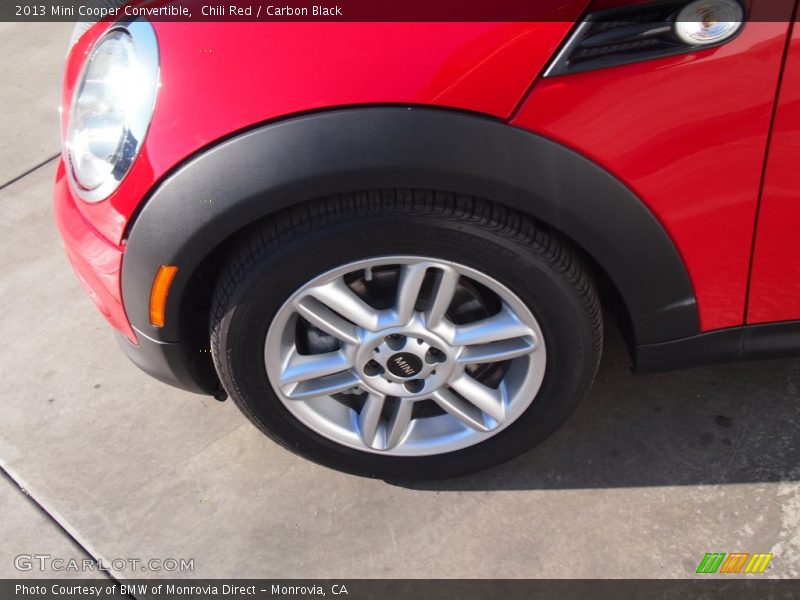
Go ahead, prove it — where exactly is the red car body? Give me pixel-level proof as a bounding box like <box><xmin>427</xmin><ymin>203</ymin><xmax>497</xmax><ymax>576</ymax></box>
<box><xmin>55</xmin><ymin>1</ymin><xmax>800</xmax><ymax>396</ymax></box>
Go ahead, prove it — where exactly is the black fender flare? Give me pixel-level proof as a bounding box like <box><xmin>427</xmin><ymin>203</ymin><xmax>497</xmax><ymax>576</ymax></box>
<box><xmin>123</xmin><ymin>107</ymin><xmax>699</xmax><ymax>352</ymax></box>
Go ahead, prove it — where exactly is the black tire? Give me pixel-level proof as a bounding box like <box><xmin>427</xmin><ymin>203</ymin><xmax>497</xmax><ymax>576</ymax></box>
<box><xmin>210</xmin><ymin>190</ymin><xmax>602</xmax><ymax>479</ymax></box>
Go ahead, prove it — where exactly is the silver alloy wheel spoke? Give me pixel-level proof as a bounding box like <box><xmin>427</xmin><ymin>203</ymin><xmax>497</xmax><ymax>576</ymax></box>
<box><xmin>306</xmin><ymin>279</ymin><xmax>381</xmax><ymax>331</ymax></box>
<box><xmin>294</xmin><ymin>297</ymin><xmax>360</xmax><ymax>345</ymax></box>
<box><xmin>431</xmin><ymin>388</ymin><xmax>490</xmax><ymax>432</ymax></box>
<box><xmin>265</xmin><ymin>256</ymin><xmax>547</xmax><ymax>456</ymax></box>
<box><xmin>357</xmin><ymin>392</ymin><xmax>386</xmax><ymax>449</ymax></box>
<box><xmin>450</xmin><ymin>306</ymin><xmax>534</xmax><ymax>347</ymax></box>
<box><xmin>394</xmin><ymin>263</ymin><xmax>429</xmax><ymax>325</ymax></box>
<box><xmin>385</xmin><ymin>400</ymin><xmax>414</xmax><ymax>449</ymax></box>
<box><xmin>449</xmin><ymin>374</ymin><xmax>506</xmax><ymax>423</ymax></box>
<box><xmin>458</xmin><ymin>337</ymin><xmax>537</xmax><ymax>365</ymax></box>
<box><xmin>279</xmin><ymin>349</ymin><xmax>353</xmax><ymax>386</ymax></box>
<box><xmin>284</xmin><ymin>371</ymin><xmax>361</xmax><ymax>400</ymax></box>
<box><xmin>425</xmin><ymin>267</ymin><xmax>460</xmax><ymax>328</ymax></box>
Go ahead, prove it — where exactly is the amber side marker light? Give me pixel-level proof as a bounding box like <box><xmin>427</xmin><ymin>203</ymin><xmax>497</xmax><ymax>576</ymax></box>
<box><xmin>149</xmin><ymin>265</ymin><xmax>178</xmax><ymax>327</ymax></box>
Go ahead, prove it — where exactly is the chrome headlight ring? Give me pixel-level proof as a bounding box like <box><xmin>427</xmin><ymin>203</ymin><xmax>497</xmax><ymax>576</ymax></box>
<box><xmin>66</xmin><ymin>19</ymin><xmax>159</xmax><ymax>203</ymax></box>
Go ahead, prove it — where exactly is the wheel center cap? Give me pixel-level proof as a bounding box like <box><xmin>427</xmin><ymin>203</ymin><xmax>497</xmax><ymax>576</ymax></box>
<box><xmin>386</xmin><ymin>352</ymin><xmax>423</xmax><ymax>378</ymax></box>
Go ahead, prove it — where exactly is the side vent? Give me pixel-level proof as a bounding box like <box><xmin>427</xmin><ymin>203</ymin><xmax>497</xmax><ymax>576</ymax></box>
<box><xmin>544</xmin><ymin>0</ymin><xmax>746</xmax><ymax>77</ymax></box>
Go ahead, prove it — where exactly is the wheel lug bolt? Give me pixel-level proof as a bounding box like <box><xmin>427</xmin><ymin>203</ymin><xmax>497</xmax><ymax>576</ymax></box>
<box><xmin>425</xmin><ymin>348</ymin><xmax>446</xmax><ymax>364</ymax></box>
<box><xmin>363</xmin><ymin>360</ymin><xmax>384</xmax><ymax>376</ymax></box>
<box><xmin>404</xmin><ymin>379</ymin><xmax>425</xmax><ymax>393</ymax></box>
<box><xmin>385</xmin><ymin>334</ymin><xmax>407</xmax><ymax>350</ymax></box>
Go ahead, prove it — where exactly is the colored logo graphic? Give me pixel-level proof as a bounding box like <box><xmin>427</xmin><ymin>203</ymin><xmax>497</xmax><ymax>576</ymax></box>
<box><xmin>696</xmin><ymin>553</ymin><xmax>773</xmax><ymax>574</ymax></box>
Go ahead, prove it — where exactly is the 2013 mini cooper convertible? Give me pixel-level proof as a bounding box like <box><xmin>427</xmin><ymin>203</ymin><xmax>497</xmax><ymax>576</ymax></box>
<box><xmin>54</xmin><ymin>0</ymin><xmax>800</xmax><ymax>478</ymax></box>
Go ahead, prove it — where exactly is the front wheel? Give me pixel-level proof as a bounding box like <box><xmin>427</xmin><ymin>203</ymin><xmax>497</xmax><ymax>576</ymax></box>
<box><xmin>210</xmin><ymin>191</ymin><xmax>602</xmax><ymax>479</ymax></box>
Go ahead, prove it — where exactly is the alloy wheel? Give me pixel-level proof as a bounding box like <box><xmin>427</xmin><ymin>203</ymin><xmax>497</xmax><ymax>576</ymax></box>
<box><xmin>264</xmin><ymin>256</ymin><xmax>547</xmax><ymax>456</ymax></box>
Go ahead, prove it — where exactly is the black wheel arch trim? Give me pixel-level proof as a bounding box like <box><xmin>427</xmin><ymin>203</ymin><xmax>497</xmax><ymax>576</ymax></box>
<box><xmin>114</xmin><ymin>329</ymin><xmax>222</xmax><ymax>396</ymax></box>
<box><xmin>121</xmin><ymin>107</ymin><xmax>700</xmax><ymax>390</ymax></box>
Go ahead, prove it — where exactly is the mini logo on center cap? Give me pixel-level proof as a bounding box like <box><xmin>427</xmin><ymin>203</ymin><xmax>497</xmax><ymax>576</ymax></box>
<box><xmin>387</xmin><ymin>352</ymin><xmax>423</xmax><ymax>378</ymax></box>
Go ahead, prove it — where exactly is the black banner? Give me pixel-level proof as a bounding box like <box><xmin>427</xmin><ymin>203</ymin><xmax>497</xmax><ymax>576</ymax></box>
<box><xmin>4</xmin><ymin>579</ymin><xmax>800</xmax><ymax>600</ymax></box>
<box><xmin>2</xmin><ymin>0</ymin><xmax>798</xmax><ymax>22</ymax></box>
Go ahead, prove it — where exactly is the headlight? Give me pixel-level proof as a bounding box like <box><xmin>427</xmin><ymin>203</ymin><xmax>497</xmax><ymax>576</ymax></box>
<box><xmin>66</xmin><ymin>20</ymin><xmax>159</xmax><ymax>202</ymax></box>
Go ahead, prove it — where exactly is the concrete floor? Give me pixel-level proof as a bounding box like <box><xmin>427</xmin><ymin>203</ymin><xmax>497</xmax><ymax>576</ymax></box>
<box><xmin>2</xmin><ymin>23</ymin><xmax>800</xmax><ymax>580</ymax></box>
<box><xmin>0</xmin><ymin>22</ymin><xmax>66</xmax><ymax>185</ymax></box>
<box><xmin>0</xmin><ymin>471</ymin><xmax>102</xmax><ymax>579</ymax></box>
